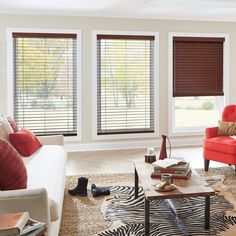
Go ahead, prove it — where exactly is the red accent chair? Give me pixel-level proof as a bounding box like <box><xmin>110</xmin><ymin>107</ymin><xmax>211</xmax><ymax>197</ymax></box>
<box><xmin>203</xmin><ymin>105</ymin><xmax>236</xmax><ymax>172</ymax></box>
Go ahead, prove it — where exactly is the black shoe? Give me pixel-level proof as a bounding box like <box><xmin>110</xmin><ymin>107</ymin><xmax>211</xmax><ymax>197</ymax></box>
<box><xmin>68</xmin><ymin>177</ymin><xmax>88</xmax><ymax>196</ymax></box>
<box><xmin>91</xmin><ymin>183</ymin><xmax>110</xmax><ymax>197</ymax></box>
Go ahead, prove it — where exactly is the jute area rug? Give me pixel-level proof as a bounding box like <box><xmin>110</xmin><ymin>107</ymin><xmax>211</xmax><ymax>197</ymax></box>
<box><xmin>59</xmin><ymin>167</ymin><xmax>236</xmax><ymax>236</ymax></box>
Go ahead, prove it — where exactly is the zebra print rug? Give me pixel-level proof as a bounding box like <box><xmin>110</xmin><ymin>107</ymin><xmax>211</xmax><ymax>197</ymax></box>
<box><xmin>98</xmin><ymin>176</ymin><xmax>236</xmax><ymax>236</ymax></box>
<box><xmin>60</xmin><ymin>170</ymin><xmax>236</xmax><ymax>236</ymax></box>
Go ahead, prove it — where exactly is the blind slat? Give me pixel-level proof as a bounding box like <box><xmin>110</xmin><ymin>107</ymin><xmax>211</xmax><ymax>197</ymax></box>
<box><xmin>97</xmin><ymin>34</ymin><xmax>155</xmax><ymax>40</ymax></box>
<box><xmin>13</xmin><ymin>32</ymin><xmax>77</xmax><ymax>39</ymax></box>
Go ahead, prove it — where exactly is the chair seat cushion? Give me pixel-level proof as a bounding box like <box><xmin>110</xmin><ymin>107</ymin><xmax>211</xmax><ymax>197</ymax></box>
<box><xmin>203</xmin><ymin>136</ymin><xmax>236</xmax><ymax>155</ymax></box>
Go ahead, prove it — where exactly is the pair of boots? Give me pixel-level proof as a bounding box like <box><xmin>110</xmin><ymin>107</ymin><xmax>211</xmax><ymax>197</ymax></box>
<box><xmin>68</xmin><ymin>177</ymin><xmax>110</xmax><ymax>197</ymax></box>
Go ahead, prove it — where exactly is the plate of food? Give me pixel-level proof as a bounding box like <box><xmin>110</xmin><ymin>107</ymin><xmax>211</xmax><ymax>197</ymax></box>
<box><xmin>154</xmin><ymin>182</ymin><xmax>176</xmax><ymax>192</ymax></box>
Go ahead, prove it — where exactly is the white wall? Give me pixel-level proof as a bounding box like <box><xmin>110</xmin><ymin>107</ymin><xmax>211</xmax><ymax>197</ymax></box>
<box><xmin>0</xmin><ymin>14</ymin><xmax>236</xmax><ymax>151</ymax></box>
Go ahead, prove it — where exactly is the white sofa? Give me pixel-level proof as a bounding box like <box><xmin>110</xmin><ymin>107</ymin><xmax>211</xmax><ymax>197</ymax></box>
<box><xmin>0</xmin><ymin>135</ymin><xmax>67</xmax><ymax>236</ymax></box>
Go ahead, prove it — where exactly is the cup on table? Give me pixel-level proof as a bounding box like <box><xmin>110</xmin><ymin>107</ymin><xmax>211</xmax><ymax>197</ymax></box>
<box><xmin>147</xmin><ymin>148</ymin><xmax>154</xmax><ymax>156</ymax></box>
<box><xmin>161</xmin><ymin>174</ymin><xmax>173</xmax><ymax>185</ymax></box>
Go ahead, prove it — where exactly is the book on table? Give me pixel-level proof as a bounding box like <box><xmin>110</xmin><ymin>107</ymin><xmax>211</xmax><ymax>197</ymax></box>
<box><xmin>152</xmin><ymin>157</ymin><xmax>188</xmax><ymax>169</ymax></box>
<box><xmin>0</xmin><ymin>212</ymin><xmax>45</xmax><ymax>236</ymax></box>
<box><xmin>0</xmin><ymin>212</ymin><xmax>29</xmax><ymax>236</ymax></box>
<box><xmin>153</xmin><ymin>162</ymin><xmax>190</xmax><ymax>172</ymax></box>
<box><xmin>151</xmin><ymin>157</ymin><xmax>192</xmax><ymax>179</ymax></box>
<box><xmin>151</xmin><ymin>168</ymin><xmax>192</xmax><ymax>179</ymax></box>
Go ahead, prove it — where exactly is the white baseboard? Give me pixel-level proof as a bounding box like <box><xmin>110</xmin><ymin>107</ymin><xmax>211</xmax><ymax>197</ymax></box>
<box><xmin>65</xmin><ymin>136</ymin><xmax>203</xmax><ymax>153</ymax></box>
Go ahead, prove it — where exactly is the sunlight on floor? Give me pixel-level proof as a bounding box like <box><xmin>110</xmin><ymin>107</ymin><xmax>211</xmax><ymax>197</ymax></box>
<box><xmin>66</xmin><ymin>146</ymin><xmax>229</xmax><ymax>176</ymax></box>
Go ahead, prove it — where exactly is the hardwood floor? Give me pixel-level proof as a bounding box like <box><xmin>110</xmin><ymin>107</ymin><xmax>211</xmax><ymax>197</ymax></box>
<box><xmin>66</xmin><ymin>146</ymin><xmax>228</xmax><ymax>175</ymax></box>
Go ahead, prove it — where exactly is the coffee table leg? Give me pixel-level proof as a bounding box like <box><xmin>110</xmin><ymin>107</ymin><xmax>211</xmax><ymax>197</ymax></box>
<box><xmin>145</xmin><ymin>198</ymin><xmax>150</xmax><ymax>235</ymax></box>
<box><xmin>205</xmin><ymin>196</ymin><xmax>210</xmax><ymax>230</ymax></box>
<box><xmin>135</xmin><ymin>167</ymin><xmax>138</xmax><ymax>199</ymax></box>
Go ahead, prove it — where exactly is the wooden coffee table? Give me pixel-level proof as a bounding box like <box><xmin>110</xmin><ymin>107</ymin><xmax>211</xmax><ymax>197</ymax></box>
<box><xmin>134</xmin><ymin>159</ymin><xmax>215</xmax><ymax>236</ymax></box>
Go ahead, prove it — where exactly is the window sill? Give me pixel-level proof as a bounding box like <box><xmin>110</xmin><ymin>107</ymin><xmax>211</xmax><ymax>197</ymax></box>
<box><xmin>169</xmin><ymin>129</ymin><xmax>205</xmax><ymax>137</ymax></box>
<box><xmin>92</xmin><ymin>132</ymin><xmax>159</xmax><ymax>141</ymax></box>
<box><xmin>65</xmin><ymin>135</ymin><xmax>82</xmax><ymax>142</ymax></box>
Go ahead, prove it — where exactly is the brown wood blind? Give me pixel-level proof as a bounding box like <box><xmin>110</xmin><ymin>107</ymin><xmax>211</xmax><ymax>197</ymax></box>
<box><xmin>97</xmin><ymin>34</ymin><xmax>155</xmax><ymax>135</ymax></box>
<box><xmin>13</xmin><ymin>32</ymin><xmax>78</xmax><ymax>136</ymax></box>
<box><xmin>173</xmin><ymin>36</ymin><xmax>225</xmax><ymax>97</ymax></box>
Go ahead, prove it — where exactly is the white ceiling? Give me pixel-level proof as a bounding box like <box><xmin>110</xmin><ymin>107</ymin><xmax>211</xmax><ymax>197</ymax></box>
<box><xmin>0</xmin><ymin>0</ymin><xmax>236</xmax><ymax>22</ymax></box>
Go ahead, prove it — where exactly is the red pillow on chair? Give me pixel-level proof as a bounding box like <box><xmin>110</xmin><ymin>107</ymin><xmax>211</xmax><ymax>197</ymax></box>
<box><xmin>9</xmin><ymin>129</ymin><xmax>43</xmax><ymax>157</ymax></box>
<box><xmin>0</xmin><ymin>139</ymin><xmax>27</xmax><ymax>190</ymax></box>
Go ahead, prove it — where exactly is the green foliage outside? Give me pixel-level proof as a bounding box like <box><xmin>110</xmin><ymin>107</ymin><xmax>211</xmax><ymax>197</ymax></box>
<box><xmin>175</xmin><ymin>97</ymin><xmax>217</xmax><ymax>110</ymax></box>
<box><xmin>175</xmin><ymin>97</ymin><xmax>220</xmax><ymax>128</ymax></box>
<box><xmin>16</xmin><ymin>38</ymin><xmax>73</xmax><ymax>105</ymax></box>
<box><xmin>202</xmin><ymin>101</ymin><xmax>214</xmax><ymax>110</ymax></box>
<box><xmin>100</xmin><ymin>40</ymin><xmax>152</xmax><ymax>108</ymax></box>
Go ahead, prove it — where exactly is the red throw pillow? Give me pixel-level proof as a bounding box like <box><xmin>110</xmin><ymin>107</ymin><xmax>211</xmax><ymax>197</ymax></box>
<box><xmin>7</xmin><ymin>117</ymin><xmax>19</xmax><ymax>133</ymax></box>
<box><xmin>0</xmin><ymin>139</ymin><xmax>27</xmax><ymax>190</ymax></box>
<box><xmin>9</xmin><ymin>129</ymin><xmax>43</xmax><ymax>157</ymax></box>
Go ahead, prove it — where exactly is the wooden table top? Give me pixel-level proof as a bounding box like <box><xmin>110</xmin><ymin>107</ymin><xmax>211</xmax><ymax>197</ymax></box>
<box><xmin>134</xmin><ymin>159</ymin><xmax>215</xmax><ymax>200</ymax></box>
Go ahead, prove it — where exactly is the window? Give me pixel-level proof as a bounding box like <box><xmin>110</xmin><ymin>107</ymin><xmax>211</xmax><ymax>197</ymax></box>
<box><xmin>94</xmin><ymin>33</ymin><xmax>157</xmax><ymax>137</ymax></box>
<box><xmin>169</xmin><ymin>34</ymin><xmax>228</xmax><ymax>133</ymax></box>
<box><xmin>12</xmin><ymin>32</ymin><xmax>78</xmax><ymax>136</ymax></box>
<box><xmin>174</xmin><ymin>96</ymin><xmax>223</xmax><ymax>130</ymax></box>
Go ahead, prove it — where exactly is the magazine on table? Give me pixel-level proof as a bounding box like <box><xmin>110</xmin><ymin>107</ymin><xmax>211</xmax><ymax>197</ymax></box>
<box><xmin>152</xmin><ymin>157</ymin><xmax>187</xmax><ymax>169</ymax></box>
<box><xmin>20</xmin><ymin>219</ymin><xmax>45</xmax><ymax>235</ymax></box>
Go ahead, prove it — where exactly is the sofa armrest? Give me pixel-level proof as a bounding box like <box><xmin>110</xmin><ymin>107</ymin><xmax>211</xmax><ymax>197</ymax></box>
<box><xmin>0</xmin><ymin>188</ymin><xmax>50</xmax><ymax>226</ymax></box>
<box><xmin>37</xmin><ymin>135</ymin><xmax>64</xmax><ymax>146</ymax></box>
<box><xmin>205</xmin><ymin>127</ymin><xmax>218</xmax><ymax>139</ymax></box>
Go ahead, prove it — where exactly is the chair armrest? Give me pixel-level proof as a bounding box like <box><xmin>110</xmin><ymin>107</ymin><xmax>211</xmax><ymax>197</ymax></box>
<box><xmin>205</xmin><ymin>127</ymin><xmax>218</xmax><ymax>139</ymax></box>
<box><xmin>0</xmin><ymin>188</ymin><xmax>50</xmax><ymax>226</ymax></box>
<box><xmin>37</xmin><ymin>135</ymin><xmax>64</xmax><ymax>146</ymax></box>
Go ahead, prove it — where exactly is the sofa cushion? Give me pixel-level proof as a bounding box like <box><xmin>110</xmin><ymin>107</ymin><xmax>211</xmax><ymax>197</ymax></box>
<box><xmin>9</xmin><ymin>129</ymin><xmax>43</xmax><ymax>157</ymax></box>
<box><xmin>0</xmin><ymin>116</ymin><xmax>14</xmax><ymax>141</ymax></box>
<box><xmin>203</xmin><ymin>136</ymin><xmax>236</xmax><ymax>155</ymax></box>
<box><xmin>0</xmin><ymin>125</ymin><xmax>9</xmax><ymax>140</ymax></box>
<box><xmin>24</xmin><ymin>145</ymin><xmax>66</xmax><ymax>222</ymax></box>
<box><xmin>0</xmin><ymin>139</ymin><xmax>27</xmax><ymax>190</ymax></box>
<box><xmin>7</xmin><ymin>117</ymin><xmax>19</xmax><ymax>133</ymax></box>
<box><xmin>217</xmin><ymin>120</ymin><xmax>236</xmax><ymax>136</ymax></box>
<box><xmin>0</xmin><ymin>116</ymin><xmax>14</xmax><ymax>133</ymax></box>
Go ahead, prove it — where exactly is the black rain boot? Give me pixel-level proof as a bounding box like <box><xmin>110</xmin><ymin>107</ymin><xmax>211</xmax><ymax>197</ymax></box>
<box><xmin>68</xmin><ymin>177</ymin><xmax>88</xmax><ymax>196</ymax></box>
<box><xmin>91</xmin><ymin>183</ymin><xmax>110</xmax><ymax>197</ymax></box>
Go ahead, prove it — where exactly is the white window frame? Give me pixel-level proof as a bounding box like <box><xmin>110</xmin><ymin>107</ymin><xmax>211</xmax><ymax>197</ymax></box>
<box><xmin>168</xmin><ymin>32</ymin><xmax>229</xmax><ymax>136</ymax></box>
<box><xmin>7</xmin><ymin>28</ymin><xmax>82</xmax><ymax>141</ymax></box>
<box><xmin>92</xmin><ymin>30</ymin><xmax>159</xmax><ymax>140</ymax></box>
